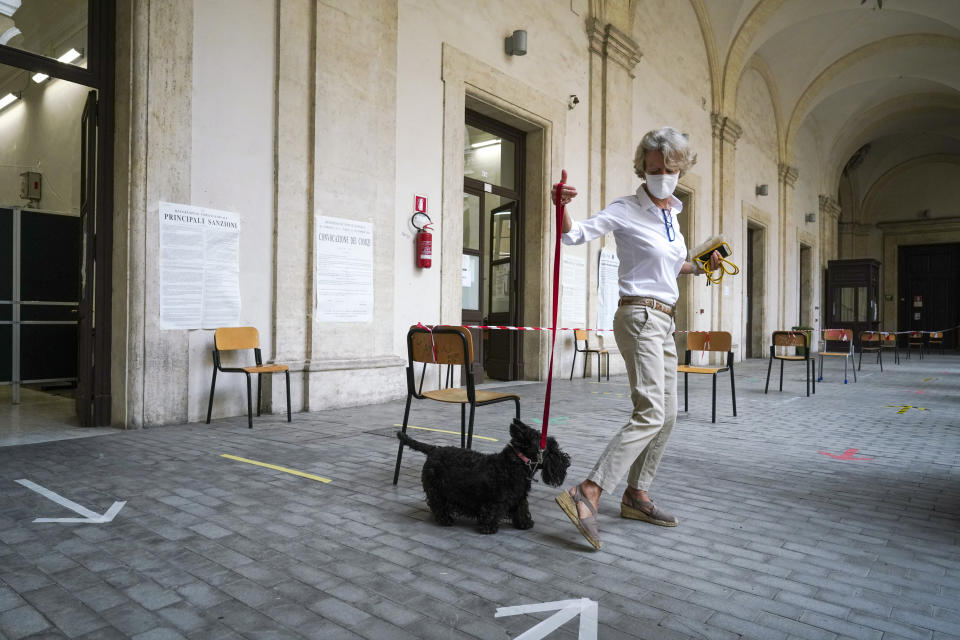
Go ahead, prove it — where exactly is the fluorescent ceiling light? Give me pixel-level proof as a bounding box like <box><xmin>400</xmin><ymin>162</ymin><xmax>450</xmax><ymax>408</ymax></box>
<box><xmin>0</xmin><ymin>92</ymin><xmax>19</xmax><ymax>110</ymax></box>
<box><xmin>470</xmin><ymin>138</ymin><xmax>501</xmax><ymax>149</ymax></box>
<box><xmin>57</xmin><ymin>48</ymin><xmax>82</xmax><ymax>64</ymax></box>
<box><xmin>32</xmin><ymin>72</ymin><xmax>48</xmax><ymax>83</ymax></box>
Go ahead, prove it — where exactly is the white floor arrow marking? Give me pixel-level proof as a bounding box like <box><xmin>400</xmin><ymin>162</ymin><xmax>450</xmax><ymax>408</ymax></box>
<box><xmin>496</xmin><ymin>598</ymin><xmax>598</xmax><ymax>640</ymax></box>
<box><xmin>15</xmin><ymin>479</ymin><xmax>126</xmax><ymax>523</ymax></box>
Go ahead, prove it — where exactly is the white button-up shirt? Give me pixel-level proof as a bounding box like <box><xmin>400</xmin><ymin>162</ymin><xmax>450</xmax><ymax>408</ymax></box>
<box><xmin>561</xmin><ymin>186</ymin><xmax>687</xmax><ymax>305</ymax></box>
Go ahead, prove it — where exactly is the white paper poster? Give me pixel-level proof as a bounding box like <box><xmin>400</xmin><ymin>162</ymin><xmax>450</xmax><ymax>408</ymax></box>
<box><xmin>159</xmin><ymin>202</ymin><xmax>241</xmax><ymax>330</ymax></box>
<box><xmin>597</xmin><ymin>249</ymin><xmax>620</xmax><ymax>332</ymax></box>
<box><xmin>315</xmin><ymin>216</ymin><xmax>373</xmax><ymax>322</ymax></box>
<box><xmin>561</xmin><ymin>254</ymin><xmax>586</xmax><ymax>327</ymax></box>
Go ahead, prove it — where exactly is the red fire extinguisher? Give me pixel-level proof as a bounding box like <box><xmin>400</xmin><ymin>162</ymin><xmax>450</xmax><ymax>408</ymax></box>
<box><xmin>416</xmin><ymin>222</ymin><xmax>433</xmax><ymax>268</ymax></box>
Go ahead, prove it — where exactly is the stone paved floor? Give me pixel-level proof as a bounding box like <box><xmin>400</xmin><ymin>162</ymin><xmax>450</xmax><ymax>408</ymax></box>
<box><xmin>0</xmin><ymin>354</ymin><xmax>958</xmax><ymax>639</ymax></box>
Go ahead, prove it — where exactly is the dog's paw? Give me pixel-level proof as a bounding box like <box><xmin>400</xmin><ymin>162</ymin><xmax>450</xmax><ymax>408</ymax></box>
<box><xmin>513</xmin><ymin>519</ymin><xmax>534</xmax><ymax>530</ymax></box>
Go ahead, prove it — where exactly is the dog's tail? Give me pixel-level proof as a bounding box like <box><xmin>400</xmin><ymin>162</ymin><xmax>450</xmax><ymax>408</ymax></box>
<box><xmin>396</xmin><ymin>431</ymin><xmax>437</xmax><ymax>455</ymax></box>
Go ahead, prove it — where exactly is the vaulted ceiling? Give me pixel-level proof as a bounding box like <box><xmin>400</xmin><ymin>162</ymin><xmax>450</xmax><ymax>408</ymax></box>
<box><xmin>689</xmin><ymin>0</ymin><xmax>960</xmax><ymax>205</ymax></box>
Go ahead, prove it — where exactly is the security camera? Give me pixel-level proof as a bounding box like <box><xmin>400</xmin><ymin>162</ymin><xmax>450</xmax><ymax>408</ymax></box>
<box><xmin>568</xmin><ymin>95</ymin><xmax>579</xmax><ymax>110</ymax></box>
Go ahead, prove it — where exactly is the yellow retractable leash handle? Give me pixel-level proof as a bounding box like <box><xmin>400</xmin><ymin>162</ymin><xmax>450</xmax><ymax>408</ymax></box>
<box><xmin>695</xmin><ymin>241</ymin><xmax>740</xmax><ymax>286</ymax></box>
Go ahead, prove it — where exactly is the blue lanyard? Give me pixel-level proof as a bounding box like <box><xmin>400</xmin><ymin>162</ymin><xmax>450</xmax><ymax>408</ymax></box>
<box><xmin>661</xmin><ymin>209</ymin><xmax>676</xmax><ymax>242</ymax></box>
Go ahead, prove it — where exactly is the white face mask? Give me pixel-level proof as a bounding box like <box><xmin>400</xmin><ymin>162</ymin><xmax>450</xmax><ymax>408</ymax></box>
<box><xmin>645</xmin><ymin>172</ymin><xmax>679</xmax><ymax>199</ymax></box>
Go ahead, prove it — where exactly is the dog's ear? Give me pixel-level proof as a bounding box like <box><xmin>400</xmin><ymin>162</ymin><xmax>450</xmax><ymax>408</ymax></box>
<box><xmin>540</xmin><ymin>440</ymin><xmax>570</xmax><ymax>487</ymax></box>
<box><xmin>509</xmin><ymin>418</ymin><xmax>527</xmax><ymax>442</ymax></box>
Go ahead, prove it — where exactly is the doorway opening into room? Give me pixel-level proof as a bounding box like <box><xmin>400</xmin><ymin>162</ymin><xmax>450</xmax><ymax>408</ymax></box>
<box><xmin>462</xmin><ymin>110</ymin><xmax>524</xmax><ymax>382</ymax></box>
<box><xmin>799</xmin><ymin>243</ymin><xmax>812</xmax><ymax>327</ymax></box>
<box><xmin>0</xmin><ymin>0</ymin><xmax>115</xmax><ymax>444</ymax></box>
<box><xmin>673</xmin><ymin>187</ymin><xmax>693</xmax><ymax>355</ymax></box>
<box><xmin>745</xmin><ymin>222</ymin><xmax>766</xmax><ymax>358</ymax></box>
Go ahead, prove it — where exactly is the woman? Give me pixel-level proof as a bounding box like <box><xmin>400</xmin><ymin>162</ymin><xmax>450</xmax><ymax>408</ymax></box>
<box><xmin>553</xmin><ymin>126</ymin><xmax>721</xmax><ymax>550</ymax></box>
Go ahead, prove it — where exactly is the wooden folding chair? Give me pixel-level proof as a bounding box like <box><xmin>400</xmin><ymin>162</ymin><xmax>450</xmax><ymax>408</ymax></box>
<box><xmin>676</xmin><ymin>331</ymin><xmax>736</xmax><ymax>423</ymax></box>
<box><xmin>206</xmin><ymin>327</ymin><xmax>291</xmax><ymax>429</ymax></box>
<box><xmin>928</xmin><ymin>331</ymin><xmax>944</xmax><ymax>355</ymax></box>
<box><xmin>765</xmin><ymin>331</ymin><xmax>814</xmax><ymax>396</ymax></box>
<box><xmin>818</xmin><ymin>329</ymin><xmax>856</xmax><ymax>384</ymax></box>
<box><xmin>858</xmin><ymin>331</ymin><xmax>883</xmax><ymax>372</ymax></box>
<box><xmin>880</xmin><ymin>331</ymin><xmax>900</xmax><ymax>365</ymax></box>
<box><xmin>393</xmin><ymin>325</ymin><xmax>520</xmax><ymax>484</ymax></box>
<box><xmin>569</xmin><ymin>329</ymin><xmax>609</xmax><ymax>382</ymax></box>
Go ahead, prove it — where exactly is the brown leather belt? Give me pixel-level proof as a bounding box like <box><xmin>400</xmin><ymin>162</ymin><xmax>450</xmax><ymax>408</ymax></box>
<box><xmin>618</xmin><ymin>296</ymin><xmax>675</xmax><ymax>317</ymax></box>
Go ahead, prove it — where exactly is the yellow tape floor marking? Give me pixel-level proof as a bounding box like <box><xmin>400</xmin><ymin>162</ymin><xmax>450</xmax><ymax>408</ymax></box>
<box><xmin>392</xmin><ymin>424</ymin><xmax>498</xmax><ymax>442</ymax></box>
<box><xmin>220</xmin><ymin>454</ymin><xmax>331</xmax><ymax>483</ymax></box>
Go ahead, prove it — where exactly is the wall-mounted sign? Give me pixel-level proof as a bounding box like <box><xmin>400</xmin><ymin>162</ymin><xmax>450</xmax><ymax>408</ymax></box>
<box><xmin>414</xmin><ymin>195</ymin><xmax>427</xmax><ymax>213</ymax></box>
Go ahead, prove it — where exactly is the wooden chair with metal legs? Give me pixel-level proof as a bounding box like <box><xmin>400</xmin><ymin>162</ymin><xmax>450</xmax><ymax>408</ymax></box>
<box><xmin>676</xmin><ymin>331</ymin><xmax>737</xmax><ymax>423</ymax></box>
<box><xmin>818</xmin><ymin>329</ymin><xmax>856</xmax><ymax>384</ymax></box>
<box><xmin>880</xmin><ymin>331</ymin><xmax>900</xmax><ymax>365</ymax></box>
<box><xmin>928</xmin><ymin>331</ymin><xmax>944</xmax><ymax>355</ymax></box>
<box><xmin>206</xmin><ymin>327</ymin><xmax>291</xmax><ymax>429</ymax></box>
<box><xmin>907</xmin><ymin>331</ymin><xmax>927</xmax><ymax>359</ymax></box>
<box><xmin>765</xmin><ymin>331</ymin><xmax>814</xmax><ymax>397</ymax></box>
<box><xmin>393</xmin><ymin>325</ymin><xmax>520</xmax><ymax>485</ymax></box>
<box><xmin>569</xmin><ymin>329</ymin><xmax>609</xmax><ymax>382</ymax></box>
<box><xmin>858</xmin><ymin>331</ymin><xmax>883</xmax><ymax>372</ymax></box>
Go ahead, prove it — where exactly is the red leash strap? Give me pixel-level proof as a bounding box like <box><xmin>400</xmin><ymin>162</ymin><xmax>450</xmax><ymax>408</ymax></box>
<box><xmin>540</xmin><ymin>177</ymin><xmax>565</xmax><ymax>451</ymax></box>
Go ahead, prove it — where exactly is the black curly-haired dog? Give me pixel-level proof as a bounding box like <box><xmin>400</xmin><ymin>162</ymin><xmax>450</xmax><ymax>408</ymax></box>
<box><xmin>397</xmin><ymin>418</ymin><xmax>570</xmax><ymax>534</ymax></box>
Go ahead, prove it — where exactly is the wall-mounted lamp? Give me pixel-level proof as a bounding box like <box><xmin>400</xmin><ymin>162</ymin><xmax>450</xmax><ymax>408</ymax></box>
<box><xmin>505</xmin><ymin>30</ymin><xmax>527</xmax><ymax>56</ymax></box>
<box><xmin>0</xmin><ymin>92</ymin><xmax>20</xmax><ymax>111</ymax></box>
<box><xmin>755</xmin><ymin>184</ymin><xmax>769</xmax><ymax>196</ymax></box>
<box><xmin>32</xmin><ymin>48</ymin><xmax>84</xmax><ymax>83</ymax></box>
<box><xmin>805</xmin><ymin>213</ymin><xmax>816</xmax><ymax>223</ymax></box>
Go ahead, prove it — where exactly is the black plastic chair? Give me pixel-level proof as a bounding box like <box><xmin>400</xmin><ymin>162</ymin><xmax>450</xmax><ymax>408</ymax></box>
<box><xmin>858</xmin><ymin>331</ymin><xmax>883</xmax><ymax>371</ymax></box>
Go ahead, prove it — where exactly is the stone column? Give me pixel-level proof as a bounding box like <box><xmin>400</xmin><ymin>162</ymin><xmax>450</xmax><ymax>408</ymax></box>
<box><xmin>583</xmin><ymin>18</ymin><xmax>640</xmax><ymax>375</ymax></box>
<box><xmin>268</xmin><ymin>0</ymin><xmax>316</xmax><ymax>411</ymax></box>
<box><xmin>778</xmin><ymin>162</ymin><xmax>799</xmax><ymax>326</ymax></box>
<box><xmin>113</xmin><ymin>0</ymin><xmax>193</xmax><ymax>427</ymax></box>
<box><xmin>710</xmin><ymin>113</ymin><xmax>742</xmax><ymax>332</ymax></box>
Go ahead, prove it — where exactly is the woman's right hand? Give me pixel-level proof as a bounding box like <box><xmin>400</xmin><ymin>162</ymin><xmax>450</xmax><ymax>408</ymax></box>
<box><xmin>552</xmin><ymin>169</ymin><xmax>578</xmax><ymax>206</ymax></box>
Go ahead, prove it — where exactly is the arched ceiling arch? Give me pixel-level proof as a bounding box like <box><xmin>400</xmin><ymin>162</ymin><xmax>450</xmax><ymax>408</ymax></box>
<box><xmin>685</xmin><ymin>0</ymin><xmax>960</xmax><ymax>206</ymax></box>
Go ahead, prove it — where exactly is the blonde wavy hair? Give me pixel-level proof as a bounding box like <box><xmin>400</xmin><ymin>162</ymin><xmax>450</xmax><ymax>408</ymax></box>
<box><xmin>633</xmin><ymin>127</ymin><xmax>697</xmax><ymax>178</ymax></box>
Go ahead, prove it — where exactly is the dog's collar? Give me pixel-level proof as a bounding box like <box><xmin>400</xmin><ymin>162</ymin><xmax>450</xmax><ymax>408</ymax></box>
<box><xmin>512</xmin><ymin>446</ymin><xmax>533</xmax><ymax>465</ymax></box>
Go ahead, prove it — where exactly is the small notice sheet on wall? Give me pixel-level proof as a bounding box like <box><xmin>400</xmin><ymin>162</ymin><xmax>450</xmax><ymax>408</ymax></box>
<box><xmin>597</xmin><ymin>248</ymin><xmax>620</xmax><ymax>331</ymax></box>
<box><xmin>315</xmin><ymin>216</ymin><xmax>373</xmax><ymax>322</ymax></box>
<box><xmin>561</xmin><ymin>254</ymin><xmax>586</xmax><ymax>327</ymax></box>
<box><xmin>159</xmin><ymin>202</ymin><xmax>241</xmax><ymax>330</ymax></box>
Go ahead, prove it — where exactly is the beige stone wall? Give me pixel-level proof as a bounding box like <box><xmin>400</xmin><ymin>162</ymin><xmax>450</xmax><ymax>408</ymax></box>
<box><xmin>112</xmin><ymin>0</ymin><xmax>846</xmax><ymax>425</ymax></box>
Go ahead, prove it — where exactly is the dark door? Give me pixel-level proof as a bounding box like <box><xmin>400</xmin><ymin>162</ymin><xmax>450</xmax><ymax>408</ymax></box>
<box><xmin>462</xmin><ymin>188</ymin><xmax>485</xmax><ymax>383</ymax></box>
<box><xmin>76</xmin><ymin>90</ymin><xmax>97</xmax><ymax>426</ymax></box>
<box><xmin>484</xmin><ymin>200</ymin><xmax>518</xmax><ymax>379</ymax></box>
<box><xmin>898</xmin><ymin>243</ymin><xmax>960</xmax><ymax>350</ymax></box>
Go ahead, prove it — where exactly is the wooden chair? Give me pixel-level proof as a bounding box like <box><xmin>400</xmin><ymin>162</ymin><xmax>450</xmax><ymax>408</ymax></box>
<box><xmin>676</xmin><ymin>331</ymin><xmax>736</xmax><ymax>423</ymax></box>
<box><xmin>818</xmin><ymin>329</ymin><xmax>856</xmax><ymax>384</ymax></box>
<box><xmin>858</xmin><ymin>331</ymin><xmax>883</xmax><ymax>371</ymax></box>
<box><xmin>205</xmin><ymin>327</ymin><xmax>291</xmax><ymax>429</ymax></box>
<box><xmin>765</xmin><ymin>331</ymin><xmax>814</xmax><ymax>397</ymax></box>
<box><xmin>907</xmin><ymin>331</ymin><xmax>926</xmax><ymax>360</ymax></box>
<box><xmin>880</xmin><ymin>331</ymin><xmax>900</xmax><ymax>365</ymax></box>
<box><xmin>569</xmin><ymin>329</ymin><xmax>609</xmax><ymax>382</ymax></box>
<box><xmin>393</xmin><ymin>325</ymin><xmax>520</xmax><ymax>484</ymax></box>
<box><xmin>928</xmin><ymin>331</ymin><xmax>944</xmax><ymax>355</ymax></box>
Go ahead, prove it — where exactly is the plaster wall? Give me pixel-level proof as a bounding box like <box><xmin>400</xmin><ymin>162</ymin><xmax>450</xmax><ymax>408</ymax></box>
<box><xmin>0</xmin><ymin>69</ymin><xmax>86</xmax><ymax>213</ymax></box>
<box><xmin>396</xmin><ymin>0</ymin><xmax>589</xmax><ymax>381</ymax></box>
<box><xmin>188</xmin><ymin>0</ymin><xmax>277</xmax><ymax>422</ymax></box>
<box><xmin>792</xmin><ymin>119</ymin><xmax>823</xmax><ymax>330</ymax></box>
<box><xmin>734</xmin><ymin>68</ymin><xmax>779</xmax><ymax>356</ymax></box>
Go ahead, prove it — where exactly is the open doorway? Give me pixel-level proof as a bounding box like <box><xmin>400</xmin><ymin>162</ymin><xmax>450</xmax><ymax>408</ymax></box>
<box><xmin>462</xmin><ymin>110</ymin><xmax>524</xmax><ymax>382</ymax></box>
<box><xmin>799</xmin><ymin>243</ymin><xmax>812</xmax><ymax>327</ymax></box>
<box><xmin>745</xmin><ymin>222</ymin><xmax>766</xmax><ymax>358</ymax></box>
<box><xmin>0</xmin><ymin>1</ymin><xmax>114</xmax><ymax>444</ymax></box>
<box><xmin>674</xmin><ymin>187</ymin><xmax>693</xmax><ymax>355</ymax></box>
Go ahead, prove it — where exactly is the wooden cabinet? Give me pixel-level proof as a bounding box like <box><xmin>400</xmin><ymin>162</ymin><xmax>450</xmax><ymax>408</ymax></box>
<box><xmin>825</xmin><ymin>259</ymin><xmax>880</xmax><ymax>348</ymax></box>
